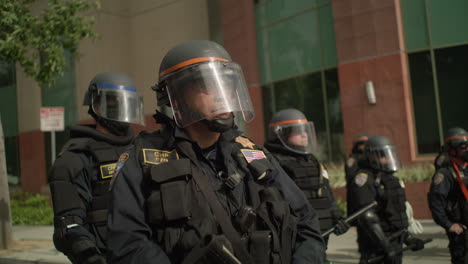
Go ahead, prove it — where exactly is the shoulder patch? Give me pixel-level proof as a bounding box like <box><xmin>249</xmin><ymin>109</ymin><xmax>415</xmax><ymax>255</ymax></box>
<box><xmin>433</xmin><ymin>172</ymin><xmax>444</xmax><ymax>185</ymax></box>
<box><xmin>346</xmin><ymin>157</ymin><xmax>356</xmax><ymax>168</ymax></box>
<box><xmin>240</xmin><ymin>149</ymin><xmax>266</xmax><ymax>163</ymax></box>
<box><xmin>100</xmin><ymin>163</ymin><xmax>117</xmax><ymax>179</ymax></box>
<box><xmin>354</xmin><ymin>172</ymin><xmax>368</xmax><ymax>187</ymax></box>
<box><xmin>235</xmin><ymin>136</ymin><xmax>255</xmax><ymax>149</ymax></box>
<box><xmin>321</xmin><ymin>164</ymin><xmax>329</xmax><ymax>179</ymax></box>
<box><xmin>109</xmin><ymin>152</ymin><xmax>130</xmax><ymax>191</ymax></box>
<box><xmin>142</xmin><ymin>148</ymin><xmax>179</xmax><ymax>165</ymax></box>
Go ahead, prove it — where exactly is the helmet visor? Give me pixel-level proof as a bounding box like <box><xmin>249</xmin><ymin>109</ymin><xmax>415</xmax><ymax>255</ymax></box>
<box><xmin>164</xmin><ymin>61</ymin><xmax>254</xmax><ymax>128</ymax></box>
<box><xmin>92</xmin><ymin>85</ymin><xmax>144</xmax><ymax>125</ymax></box>
<box><xmin>274</xmin><ymin>121</ymin><xmax>317</xmax><ymax>154</ymax></box>
<box><xmin>368</xmin><ymin>145</ymin><xmax>401</xmax><ymax>172</ymax></box>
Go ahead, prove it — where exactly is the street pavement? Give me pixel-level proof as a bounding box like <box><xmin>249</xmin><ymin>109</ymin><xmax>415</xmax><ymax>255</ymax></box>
<box><xmin>0</xmin><ymin>220</ymin><xmax>450</xmax><ymax>264</ymax></box>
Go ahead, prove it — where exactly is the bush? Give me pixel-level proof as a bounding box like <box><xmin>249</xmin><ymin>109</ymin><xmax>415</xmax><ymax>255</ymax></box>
<box><xmin>10</xmin><ymin>191</ymin><xmax>54</xmax><ymax>225</ymax></box>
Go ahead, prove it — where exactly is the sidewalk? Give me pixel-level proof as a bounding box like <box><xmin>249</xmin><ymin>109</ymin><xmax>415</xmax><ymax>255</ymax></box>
<box><xmin>0</xmin><ymin>226</ymin><xmax>68</xmax><ymax>264</ymax></box>
<box><xmin>0</xmin><ymin>220</ymin><xmax>450</xmax><ymax>264</ymax></box>
<box><xmin>327</xmin><ymin>219</ymin><xmax>450</xmax><ymax>263</ymax></box>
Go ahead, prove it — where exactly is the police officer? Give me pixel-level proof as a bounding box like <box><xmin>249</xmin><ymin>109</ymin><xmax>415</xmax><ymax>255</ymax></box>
<box><xmin>48</xmin><ymin>72</ymin><xmax>144</xmax><ymax>264</ymax></box>
<box><xmin>345</xmin><ymin>133</ymin><xmax>369</xmax><ymax>183</ymax></box>
<box><xmin>264</xmin><ymin>109</ymin><xmax>350</xmax><ymax>247</ymax></box>
<box><xmin>107</xmin><ymin>40</ymin><xmax>325</xmax><ymax>264</ymax></box>
<box><xmin>347</xmin><ymin>136</ymin><xmax>424</xmax><ymax>264</ymax></box>
<box><xmin>428</xmin><ymin>127</ymin><xmax>468</xmax><ymax>264</ymax></box>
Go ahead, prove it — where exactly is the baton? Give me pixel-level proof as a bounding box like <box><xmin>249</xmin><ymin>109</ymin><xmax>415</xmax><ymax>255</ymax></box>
<box><xmin>322</xmin><ymin>201</ymin><xmax>378</xmax><ymax>237</ymax></box>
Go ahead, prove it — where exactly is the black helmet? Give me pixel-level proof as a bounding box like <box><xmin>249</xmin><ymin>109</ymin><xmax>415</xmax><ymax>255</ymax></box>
<box><xmin>365</xmin><ymin>136</ymin><xmax>401</xmax><ymax>172</ymax></box>
<box><xmin>267</xmin><ymin>108</ymin><xmax>317</xmax><ymax>154</ymax></box>
<box><xmin>84</xmin><ymin>72</ymin><xmax>144</xmax><ymax>135</ymax></box>
<box><xmin>152</xmin><ymin>40</ymin><xmax>254</xmax><ymax>129</ymax></box>
<box><xmin>444</xmin><ymin>127</ymin><xmax>468</xmax><ymax>149</ymax></box>
<box><xmin>351</xmin><ymin>133</ymin><xmax>369</xmax><ymax>154</ymax></box>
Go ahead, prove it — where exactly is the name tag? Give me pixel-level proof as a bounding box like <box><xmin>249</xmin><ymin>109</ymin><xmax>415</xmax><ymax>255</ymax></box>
<box><xmin>142</xmin><ymin>148</ymin><xmax>179</xmax><ymax>165</ymax></box>
<box><xmin>100</xmin><ymin>163</ymin><xmax>117</xmax><ymax>179</ymax></box>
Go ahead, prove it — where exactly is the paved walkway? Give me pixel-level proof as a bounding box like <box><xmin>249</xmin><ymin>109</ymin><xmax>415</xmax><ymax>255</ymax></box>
<box><xmin>0</xmin><ymin>220</ymin><xmax>451</xmax><ymax>264</ymax></box>
<box><xmin>327</xmin><ymin>220</ymin><xmax>450</xmax><ymax>263</ymax></box>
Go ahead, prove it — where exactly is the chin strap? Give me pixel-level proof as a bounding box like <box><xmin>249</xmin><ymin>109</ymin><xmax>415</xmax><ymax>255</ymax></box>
<box><xmin>201</xmin><ymin>114</ymin><xmax>236</xmax><ymax>132</ymax></box>
<box><xmin>88</xmin><ymin>107</ymin><xmax>130</xmax><ymax>136</ymax></box>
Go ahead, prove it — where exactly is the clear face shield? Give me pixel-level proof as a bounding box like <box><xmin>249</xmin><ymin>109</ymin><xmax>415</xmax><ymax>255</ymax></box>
<box><xmin>163</xmin><ymin>61</ymin><xmax>255</xmax><ymax>128</ymax></box>
<box><xmin>273</xmin><ymin>121</ymin><xmax>318</xmax><ymax>154</ymax></box>
<box><xmin>368</xmin><ymin>145</ymin><xmax>401</xmax><ymax>172</ymax></box>
<box><xmin>91</xmin><ymin>84</ymin><xmax>145</xmax><ymax>125</ymax></box>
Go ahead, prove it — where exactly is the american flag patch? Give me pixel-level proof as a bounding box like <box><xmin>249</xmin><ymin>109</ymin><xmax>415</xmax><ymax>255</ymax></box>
<box><xmin>240</xmin><ymin>149</ymin><xmax>267</xmax><ymax>163</ymax></box>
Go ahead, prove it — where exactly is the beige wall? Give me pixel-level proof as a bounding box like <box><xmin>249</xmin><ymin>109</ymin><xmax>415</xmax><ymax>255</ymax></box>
<box><xmin>75</xmin><ymin>0</ymin><xmax>210</xmax><ymax>121</ymax></box>
<box><xmin>15</xmin><ymin>0</ymin><xmax>211</xmax><ymax>129</ymax></box>
<box><xmin>16</xmin><ymin>66</ymin><xmax>42</xmax><ymax>133</ymax></box>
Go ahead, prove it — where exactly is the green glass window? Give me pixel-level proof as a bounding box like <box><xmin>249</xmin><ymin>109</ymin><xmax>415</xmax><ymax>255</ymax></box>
<box><xmin>435</xmin><ymin>45</ymin><xmax>468</xmax><ymax>132</ymax></box>
<box><xmin>427</xmin><ymin>0</ymin><xmax>468</xmax><ymax>48</ymax></box>
<box><xmin>262</xmin><ymin>70</ymin><xmax>343</xmax><ymax>161</ymax></box>
<box><xmin>0</xmin><ymin>61</ymin><xmax>20</xmax><ymax>184</ymax></box>
<box><xmin>41</xmin><ymin>50</ymin><xmax>77</xmax><ymax>170</ymax></box>
<box><xmin>325</xmin><ymin>69</ymin><xmax>344</xmax><ymax>161</ymax></box>
<box><xmin>407</xmin><ymin>51</ymin><xmax>440</xmax><ymax>154</ymax></box>
<box><xmin>400</xmin><ymin>0</ymin><xmax>429</xmax><ymax>52</ymax></box>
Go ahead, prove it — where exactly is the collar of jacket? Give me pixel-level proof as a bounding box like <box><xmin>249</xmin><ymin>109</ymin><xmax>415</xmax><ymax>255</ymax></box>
<box><xmin>70</xmin><ymin>124</ymin><xmax>134</xmax><ymax>145</ymax></box>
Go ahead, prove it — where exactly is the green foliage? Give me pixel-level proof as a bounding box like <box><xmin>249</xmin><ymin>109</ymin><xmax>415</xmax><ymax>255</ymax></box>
<box><xmin>0</xmin><ymin>0</ymin><xmax>99</xmax><ymax>85</ymax></box>
<box><xmin>335</xmin><ymin>197</ymin><xmax>347</xmax><ymax>216</ymax></box>
<box><xmin>11</xmin><ymin>191</ymin><xmax>53</xmax><ymax>225</ymax></box>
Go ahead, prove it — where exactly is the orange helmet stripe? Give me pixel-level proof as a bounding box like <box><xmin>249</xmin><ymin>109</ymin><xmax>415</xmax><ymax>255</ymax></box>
<box><xmin>269</xmin><ymin>119</ymin><xmax>308</xmax><ymax>127</ymax></box>
<box><xmin>444</xmin><ymin>135</ymin><xmax>468</xmax><ymax>143</ymax></box>
<box><xmin>159</xmin><ymin>57</ymin><xmax>229</xmax><ymax>77</ymax></box>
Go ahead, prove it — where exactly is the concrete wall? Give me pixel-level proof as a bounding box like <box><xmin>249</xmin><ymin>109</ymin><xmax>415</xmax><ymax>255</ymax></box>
<box><xmin>15</xmin><ymin>0</ymin><xmax>211</xmax><ymax>192</ymax></box>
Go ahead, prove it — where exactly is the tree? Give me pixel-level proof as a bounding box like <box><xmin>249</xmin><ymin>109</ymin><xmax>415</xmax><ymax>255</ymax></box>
<box><xmin>0</xmin><ymin>0</ymin><xmax>99</xmax><ymax>85</ymax></box>
<box><xmin>0</xmin><ymin>0</ymin><xmax>98</xmax><ymax>249</ymax></box>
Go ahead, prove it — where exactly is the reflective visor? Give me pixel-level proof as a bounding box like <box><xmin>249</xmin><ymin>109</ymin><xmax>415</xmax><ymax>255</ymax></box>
<box><xmin>273</xmin><ymin>121</ymin><xmax>317</xmax><ymax>154</ymax></box>
<box><xmin>92</xmin><ymin>83</ymin><xmax>144</xmax><ymax>125</ymax></box>
<box><xmin>164</xmin><ymin>61</ymin><xmax>254</xmax><ymax>128</ymax></box>
<box><xmin>368</xmin><ymin>145</ymin><xmax>401</xmax><ymax>172</ymax></box>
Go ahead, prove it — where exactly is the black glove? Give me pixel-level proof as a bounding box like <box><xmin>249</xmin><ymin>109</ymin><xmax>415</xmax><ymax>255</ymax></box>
<box><xmin>333</xmin><ymin>218</ymin><xmax>351</xmax><ymax>235</ymax></box>
<box><xmin>404</xmin><ymin>235</ymin><xmax>425</xmax><ymax>251</ymax></box>
<box><xmin>71</xmin><ymin>237</ymin><xmax>107</xmax><ymax>264</ymax></box>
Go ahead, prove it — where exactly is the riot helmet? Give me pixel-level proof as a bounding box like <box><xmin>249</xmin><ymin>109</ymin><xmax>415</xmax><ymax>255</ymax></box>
<box><xmin>351</xmin><ymin>133</ymin><xmax>369</xmax><ymax>154</ymax></box>
<box><xmin>84</xmin><ymin>72</ymin><xmax>144</xmax><ymax>135</ymax></box>
<box><xmin>444</xmin><ymin>127</ymin><xmax>468</xmax><ymax>161</ymax></box>
<box><xmin>365</xmin><ymin>136</ymin><xmax>401</xmax><ymax>172</ymax></box>
<box><xmin>267</xmin><ymin>109</ymin><xmax>317</xmax><ymax>155</ymax></box>
<box><xmin>153</xmin><ymin>40</ymin><xmax>254</xmax><ymax>131</ymax></box>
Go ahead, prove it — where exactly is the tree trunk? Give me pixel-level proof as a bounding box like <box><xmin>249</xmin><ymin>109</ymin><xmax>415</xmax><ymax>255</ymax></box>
<box><xmin>0</xmin><ymin>115</ymin><xmax>13</xmax><ymax>249</ymax></box>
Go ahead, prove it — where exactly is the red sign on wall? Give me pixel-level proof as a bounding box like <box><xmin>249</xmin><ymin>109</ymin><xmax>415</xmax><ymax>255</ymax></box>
<box><xmin>40</xmin><ymin>107</ymin><xmax>65</xmax><ymax>132</ymax></box>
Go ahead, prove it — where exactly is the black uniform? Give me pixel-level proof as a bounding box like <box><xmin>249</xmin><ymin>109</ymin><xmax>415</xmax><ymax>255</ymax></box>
<box><xmin>428</xmin><ymin>163</ymin><xmax>468</xmax><ymax>264</ymax></box>
<box><xmin>348</xmin><ymin>169</ymin><xmax>409</xmax><ymax>264</ymax></box>
<box><xmin>48</xmin><ymin>125</ymin><xmax>133</xmax><ymax>264</ymax></box>
<box><xmin>107</xmin><ymin>116</ymin><xmax>325</xmax><ymax>264</ymax></box>
<box><xmin>265</xmin><ymin>142</ymin><xmax>344</xmax><ymax>242</ymax></box>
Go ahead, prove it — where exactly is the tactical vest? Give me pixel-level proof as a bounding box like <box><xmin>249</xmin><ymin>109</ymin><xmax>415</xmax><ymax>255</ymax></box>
<box><xmin>136</xmin><ymin>132</ymin><xmax>297</xmax><ymax>264</ymax></box>
<box><xmin>64</xmin><ymin>137</ymin><xmax>127</xmax><ymax>241</ymax></box>
<box><xmin>373</xmin><ymin>172</ymin><xmax>409</xmax><ymax>231</ymax></box>
<box><xmin>272</xmin><ymin>152</ymin><xmax>335</xmax><ymax>232</ymax></box>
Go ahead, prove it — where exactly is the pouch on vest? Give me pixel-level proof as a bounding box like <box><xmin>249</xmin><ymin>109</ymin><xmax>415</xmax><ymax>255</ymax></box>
<box><xmin>148</xmin><ymin>159</ymin><xmax>192</xmax><ymax>223</ymax></box>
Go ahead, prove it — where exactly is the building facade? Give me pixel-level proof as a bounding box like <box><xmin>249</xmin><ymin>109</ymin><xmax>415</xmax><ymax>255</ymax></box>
<box><xmin>2</xmin><ymin>0</ymin><xmax>468</xmax><ymax>192</ymax></box>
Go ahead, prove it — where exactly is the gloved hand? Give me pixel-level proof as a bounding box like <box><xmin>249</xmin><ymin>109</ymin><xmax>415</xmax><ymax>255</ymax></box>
<box><xmin>405</xmin><ymin>201</ymin><xmax>424</xmax><ymax>234</ymax></box>
<box><xmin>71</xmin><ymin>237</ymin><xmax>107</xmax><ymax>264</ymax></box>
<box><xmin>333</xmin><ymin>218</ymin><xmax>350</xmax><ymax>235</ymax></box>
<box><xmin>404</xmin><ymin>234</ymin><xmax>425</xmax><ymax>251</ymax></box>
